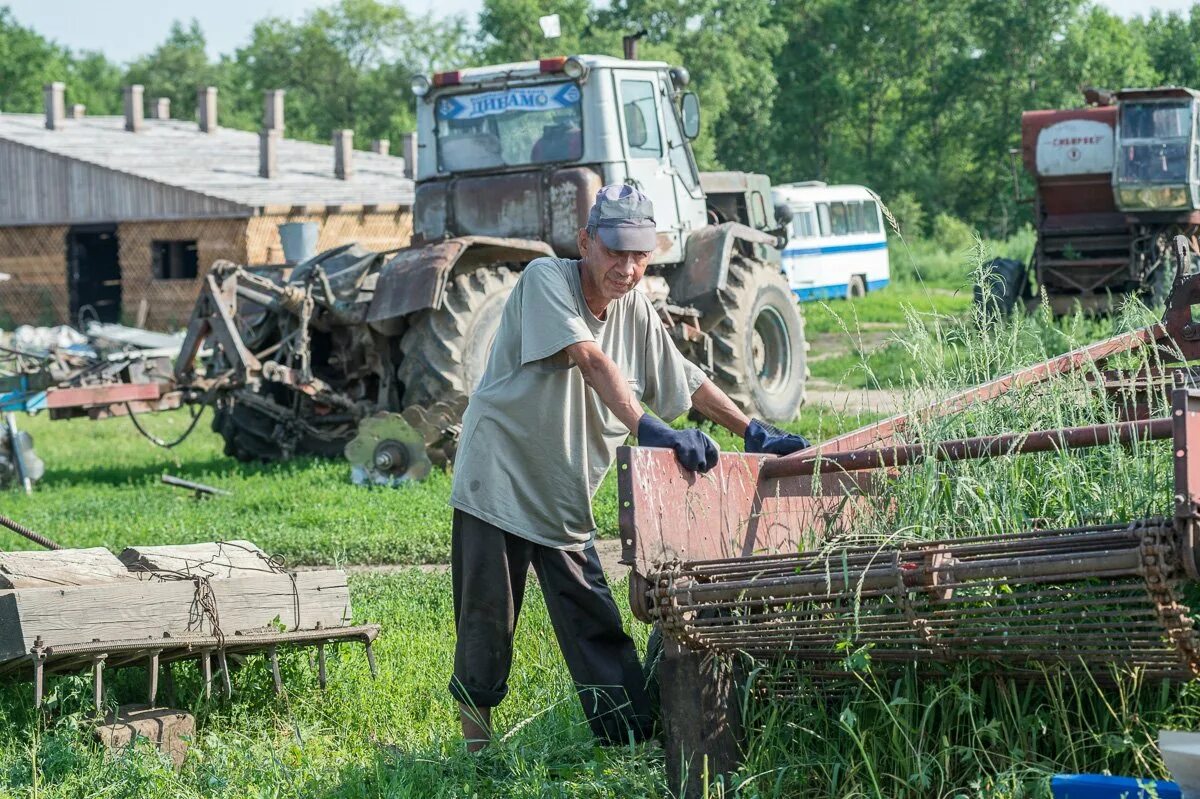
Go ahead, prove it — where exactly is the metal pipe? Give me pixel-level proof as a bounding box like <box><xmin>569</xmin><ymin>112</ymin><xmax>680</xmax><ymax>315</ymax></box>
<box><xmin>0</xmin><ymin>512</ymin><xmax>63</xmax><ymax>550</ymax></box>
<box><xmin>5</xmin><ymin>413</ymin><xmax>31</xmax><ymax>494</ymax></box>
<box><xmin>762</xmin><ymin>416</ymin><xmax>1173</xmax><ymax>479</ymax></box>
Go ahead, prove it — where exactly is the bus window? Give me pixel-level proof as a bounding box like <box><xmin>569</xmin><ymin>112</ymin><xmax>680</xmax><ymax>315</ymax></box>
<box><xmin>829</xmin><ymin>202</ymin><xmax>849</xmax><ymax>235</ymax></box>
<box><xmin>793</xmin><ymin>210</ymin><xmax>817</xmax><ymax>238</ymax></box>
<box><xmin>848</xmin><ymin>202</ymin><xmax>866</xmax><ymax>233</ymax></box>
<box><xmin>865</xmin><ymin>201</ymin><xmax>882</xmax><ymax>233</ymax></box>
<box><xmin>817</xmin><ymin>203</ymin><xmax>831</xmax><ymax>236</ymax></box>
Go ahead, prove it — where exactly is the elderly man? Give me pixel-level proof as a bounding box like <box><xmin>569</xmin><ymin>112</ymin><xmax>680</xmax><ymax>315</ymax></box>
<box><xmin>448</xmin><ymin>184</ymin><xmax>809</xmax><ymax>749</ymax></box>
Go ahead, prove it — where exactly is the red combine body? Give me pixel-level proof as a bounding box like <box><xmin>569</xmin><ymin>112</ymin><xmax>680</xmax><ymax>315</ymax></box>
<box><xmin>979</xmin><ymin>87</ymin><xmax>1200</xmax><ymax>315</ymax></box>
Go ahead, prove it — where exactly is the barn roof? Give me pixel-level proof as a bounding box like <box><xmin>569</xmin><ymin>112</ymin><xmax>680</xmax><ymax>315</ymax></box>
<box><xmin>0</xmin><ymin>114</ymin><xmax>414</xmax><ymax>226</ymax></box>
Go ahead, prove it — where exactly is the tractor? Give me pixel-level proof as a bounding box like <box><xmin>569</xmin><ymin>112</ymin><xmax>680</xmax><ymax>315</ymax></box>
<box><xmin>178</xmin><ymin>53</ymin><xmax>808</xmax><ymax>470</ymax></box>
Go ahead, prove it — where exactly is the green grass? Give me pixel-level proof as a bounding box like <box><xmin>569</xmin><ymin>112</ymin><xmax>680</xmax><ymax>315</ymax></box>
<box><xmin>0</xmin><ymin>571</ymin><xmax>669</xmax><ymax>798</ymax></box>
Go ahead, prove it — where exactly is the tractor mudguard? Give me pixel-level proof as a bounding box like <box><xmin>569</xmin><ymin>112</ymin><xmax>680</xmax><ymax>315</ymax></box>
<box><xmin>667</xmin><ymin>222</ymin><xmax>783</xmax><ymax>308</ymax></box>
<box><xmin>366</xmin><ymin>235</ymin><xmax>555</xmax><ymax>326</ymax></box>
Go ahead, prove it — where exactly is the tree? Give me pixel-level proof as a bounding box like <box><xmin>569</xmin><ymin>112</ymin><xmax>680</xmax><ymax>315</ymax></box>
<box><xmin>598</xmin><ymin>0</ymin><xmax>786</xmax><ymax>170</ymax></box>
<box><xmin>228</xmin><ymin>0</ymin><xmax>473</xmax><ymax>146</ymax></box>
<box><xmin>124</xmin><ymin>20</ymin><xmax>220</xmax><ymax>120</ymax></box>
<box><xmin>0</xmin><ymin>7</ymin><xmax>66</xmax><ymax>112</ymax></box>
<box><xmin>477</xmin><ymin>0</ymin><xmax>607</xmax><ymax>64</ymax></box>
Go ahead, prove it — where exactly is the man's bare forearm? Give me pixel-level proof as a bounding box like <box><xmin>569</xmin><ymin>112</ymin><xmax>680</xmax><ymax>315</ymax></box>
<box><xmin>566</xmin><ymin>341</ymin><xmax>645</xmax><ymax>432</ymax></box>
<box><xmin>690</xmin><ymin>378</ymin><xmax>750</xmax><ymax>436</ymax></box>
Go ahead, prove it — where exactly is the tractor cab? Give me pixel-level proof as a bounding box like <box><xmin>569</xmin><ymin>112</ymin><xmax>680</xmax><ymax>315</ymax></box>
<box><xmin>1114</xmin><ymin>87</ymin><xmax>1200</xmax><ymax>213</ymax></box>
<box><xmin>408</xmin><ymin>55</ymin><xmax>708</xmax><ymax>262</ymax></box>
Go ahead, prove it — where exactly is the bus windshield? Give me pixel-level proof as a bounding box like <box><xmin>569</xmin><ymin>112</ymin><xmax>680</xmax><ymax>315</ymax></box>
<box><xmin>434</xmin><ymin>82</ymin><xmax>583</xmax><ymax>172</ymax></box>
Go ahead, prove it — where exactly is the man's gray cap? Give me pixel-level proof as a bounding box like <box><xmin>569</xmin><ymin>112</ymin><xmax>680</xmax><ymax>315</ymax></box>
<box><xmin>587</xmin><ymin>184</ymin><xmax>657</xmax><ymax>253</ymax></box>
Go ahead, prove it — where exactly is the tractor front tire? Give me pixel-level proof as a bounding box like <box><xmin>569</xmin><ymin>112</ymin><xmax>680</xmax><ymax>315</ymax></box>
<box><xmin>707</xmin><ymin>256</ymin><xmax>808</xmax><ymax>421</ymax></box>
<box><xmin>397</xmin><ymin>265</ymin><xmax>520</xmax><ymax>407</ymax></box>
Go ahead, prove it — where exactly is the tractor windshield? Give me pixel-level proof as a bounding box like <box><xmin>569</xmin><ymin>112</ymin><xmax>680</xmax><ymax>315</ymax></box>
<box><xmin>434</xmin><ymin>82</ymin><xmax>583</xmax><ymax>172</ymax></box>
<box><xmin>1117</xmin><ymin>101</ymin><xmax>1192</xmax><ymax>185</ymax></box>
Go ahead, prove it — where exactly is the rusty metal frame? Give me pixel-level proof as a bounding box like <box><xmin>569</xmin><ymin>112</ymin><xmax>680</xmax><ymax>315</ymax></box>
<box><xmin>620</xmin><ymin>244</ymin><xmax>1200</xmax><ymax>681</ymax></box>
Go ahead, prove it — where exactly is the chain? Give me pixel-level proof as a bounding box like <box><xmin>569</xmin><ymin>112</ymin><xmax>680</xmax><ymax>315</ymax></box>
<box><xmin>1140</xmin><ymin>519</ymin><xmax>1200</xmax><ymax>677</ymax></box>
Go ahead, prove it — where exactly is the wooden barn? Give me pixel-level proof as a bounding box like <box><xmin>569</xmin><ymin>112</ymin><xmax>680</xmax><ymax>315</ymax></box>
<box><xmin>0</xmin><ymin>84</ymin><xmax>415</xmax><ymax>329</ymax></box>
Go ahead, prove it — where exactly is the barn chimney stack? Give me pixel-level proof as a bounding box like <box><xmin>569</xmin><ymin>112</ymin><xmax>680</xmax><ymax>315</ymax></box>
<box><xmin>151</xmin><ymin>97</ymin><xmax>170</xmax><ymax>120</ymax></box>
<box><xmin>43</xmin><ymin>82</ymin><xmax>65</xmax><ymax>130</ymax></box>
<box><xmin>333</xmin><ymin>129</ymin><xmax>354</xmax><ymax>180</ymax></box>
<box><xmin>400</xmin><ymin>132</ymin><xmax>417</xmax><ymax>178</ymax></box>
<box><xmin>263</xmin><ymin>90</ymin><xmax>284</xmax><ymax>133</ymax></box>
<box><xmin>123</xmin><ymin>85</ymin><xmax>144</xmax><ymax>132</ymax></box>
<box><xmin>260</xmin><ymin>129</ymin><xmax>279</xmax><ymax>179</ymax></box>
<box><xmin>197</xmin><ymin>86</ymin><xmax>218</xmax><ymax>133</ymax></box>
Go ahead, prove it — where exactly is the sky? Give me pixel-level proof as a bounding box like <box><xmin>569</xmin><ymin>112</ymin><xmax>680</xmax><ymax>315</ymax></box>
<box><xmin>5</xmin><ymin>0</ymin><xmax>1199</xmax><ymax>65</ymax></box>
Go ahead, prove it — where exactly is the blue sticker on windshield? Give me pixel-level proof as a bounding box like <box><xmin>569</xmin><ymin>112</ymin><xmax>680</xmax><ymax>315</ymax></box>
<box><xmin>438</xmin><ymin>84</ymin><xmax>581</xmax><ymax>121</ymax></box>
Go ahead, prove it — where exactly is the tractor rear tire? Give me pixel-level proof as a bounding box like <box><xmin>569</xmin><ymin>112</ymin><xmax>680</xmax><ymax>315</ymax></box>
<box><xmin>707</xmin><ymin>256</ymin><xmax>808</xmax><ymax>421</ymax></box>
<box><xmin>212</xmin><ymin>400</ymin><xmax>350</xmax><ymax>463</ymax></box>
<box><xmin>973</xmin><ymin>258</ymin><xmax>1026</xmax><ymax>322</ymax></box>
<box><xmin>397</xmin><ymin>266</ymin><xmax>520</xmax><ymax>407</ymax></box>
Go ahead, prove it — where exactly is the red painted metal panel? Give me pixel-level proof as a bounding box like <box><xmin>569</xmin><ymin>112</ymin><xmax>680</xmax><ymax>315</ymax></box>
<box><xmin>44</xmin><ymin>382</ymin><xmax>162</xmax><ymax>409</ymax></box>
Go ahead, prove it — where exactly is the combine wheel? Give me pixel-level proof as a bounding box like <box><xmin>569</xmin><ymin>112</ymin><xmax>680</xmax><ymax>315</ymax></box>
<box><xmin>397</xmin><ymin>266</ymin><xmax>519</xmax><ymax>407</ymax></box>
<box><xmin>707</xmin><ymin>256</ymin><xmax>807</xmax><ymax>421</ymax></box>
<box><xmin>973</xmin><ymin>257</ymin><xmax>1026</xmax><ymax>321</ymax></box>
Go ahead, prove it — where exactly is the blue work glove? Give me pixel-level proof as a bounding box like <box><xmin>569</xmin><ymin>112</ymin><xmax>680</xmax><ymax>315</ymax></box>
<box><xmin>637</xmin><ymin>414</ymin><xmax>719</xmax><ymax>473</ymax></box>
<box><xmin>744</xmin><ymin>419</ymin><xmax>811</xmax><ymax>456</ymax></box>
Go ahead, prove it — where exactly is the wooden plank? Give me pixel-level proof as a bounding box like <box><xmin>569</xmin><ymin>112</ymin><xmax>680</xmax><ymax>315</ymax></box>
<box><xmin>0</xmin><ymin>571</ymin><xmax>351</xmax><ymax>661</ymax></box>
<box><xmin>0</xmin><ymin>547</ymin><xmax>134</xmax><ymax>589</ymax></box>
<box><xmin>118</xmin><ymin>540</ymin><xmax>273</xmax><ymax>579</ymax></box>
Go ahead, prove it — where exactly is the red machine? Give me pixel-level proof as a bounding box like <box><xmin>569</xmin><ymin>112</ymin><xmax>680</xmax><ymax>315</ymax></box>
<box><xmin>981</xmin><ymin>87</ymin><xmax>1200</xmax><ymax>314</ymax></box>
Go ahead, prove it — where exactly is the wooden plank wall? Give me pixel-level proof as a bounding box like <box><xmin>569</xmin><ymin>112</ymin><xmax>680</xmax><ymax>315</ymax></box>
<box><xmin>0</xmin><ymin>139</ymin><xmax>246</xmax><ymax>226</ymax></box>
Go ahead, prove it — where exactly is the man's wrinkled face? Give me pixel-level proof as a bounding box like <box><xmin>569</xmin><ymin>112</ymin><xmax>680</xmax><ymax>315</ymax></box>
<box><xmin>577</xmin><ymin>229</ymin><xmax>652</xmax><ymax>302</ymax></box>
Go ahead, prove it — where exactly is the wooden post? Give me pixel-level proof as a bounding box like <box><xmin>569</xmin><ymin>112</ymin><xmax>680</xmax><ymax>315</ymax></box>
<box><xmin>147</xmin><ymin>650</ymin><xmax>161</xmax><ymax>705</ymax></box>
<box><xmin>92</xmin><ymin>653</ymin><xmax>107</xmax><ymax>714</ymax></box>
<box><xmin>269</xmin><ymin>646</ymin><xmax>283</xmax><ymax>695</ymax></box>
<box><xmin>217</xmin><ymin>649</ymin><xmax>232</xmax><ymax>698</ymax></box>
<box><xmin>659</xmin><ymin>638</ymin><xmax>743</xmax><ymax>799</ymax></box>
<box><xmin>201</xmin><ymin>650</ymin><xmax>212</xmax><ymax>699</ymax></box>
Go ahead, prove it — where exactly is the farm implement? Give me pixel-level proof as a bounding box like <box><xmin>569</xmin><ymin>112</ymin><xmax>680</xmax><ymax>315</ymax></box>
<box><xmin>620</xmin><ymin>237</ymin><xmax>1200</xmax><ymax>795</ymax></box>
<box><xmin>0</xmin><ymin>519</ymin><xmax>378</xmax><ymax>712</ymax></box>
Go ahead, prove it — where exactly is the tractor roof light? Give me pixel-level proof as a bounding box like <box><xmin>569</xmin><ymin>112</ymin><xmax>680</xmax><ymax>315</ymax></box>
<box><xmin>563</xmin><ymin>57</ymin><xmax>587</xmax><ymax>80</ymax></box>
<box><xmin>669</xmin><ymin>66</ymin><xmax>690</xmax><ymax>89</ymax></box>
<box><xmin>540</xmin><ymin>56</ymin><xmax>568</xmax><ymax>73</ymax></box>
<box><xmin>432</xmin><ymin>71</ymin><xmax>462</xmax><ymax>88</ymax></box>
<box><xmin>411</xmin><ymin>75</ymin><xmax>431</xmax><ymax>97</ymax></box>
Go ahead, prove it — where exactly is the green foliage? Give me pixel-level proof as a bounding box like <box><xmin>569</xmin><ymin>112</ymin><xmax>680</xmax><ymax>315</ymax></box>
<box><xmin>0</xmin><ymin>7</ymin><xmax>66</xmax><ymax>112</ymax></box>
<box><xmin>931</xmin><ymin>212</ymin><xmax>978</xmax><ymax>254</ymax></box>
<box><xmin>884</xmin><ymin>191</ymin><xmax>925</xmax><ymax>238</ymax></box>
<box><xmin>124</xmin><ymin>21</ymin><xmax>220</xmax><ymax>122</ymax></box>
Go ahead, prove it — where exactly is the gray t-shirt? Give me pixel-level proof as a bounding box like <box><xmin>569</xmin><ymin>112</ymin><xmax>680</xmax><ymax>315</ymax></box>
<box><xmin>449</xmin><ymin>257</ymin><xmax>707</xmax><ymax>550</ymax></box>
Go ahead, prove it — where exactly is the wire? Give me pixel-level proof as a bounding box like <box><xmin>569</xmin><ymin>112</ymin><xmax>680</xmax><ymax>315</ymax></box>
<box><xmin>125</xmin><ymin>403</ymin><xmax>206</xmax><ymax>449</ymax></box>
